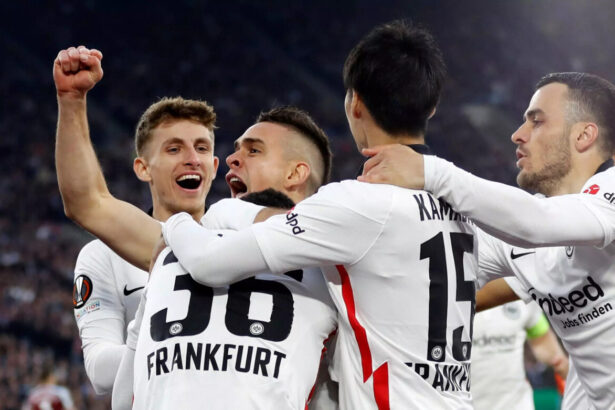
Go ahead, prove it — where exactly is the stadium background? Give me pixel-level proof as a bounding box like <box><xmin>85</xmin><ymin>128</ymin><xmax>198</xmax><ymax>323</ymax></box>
<box><xmin>2</xmin><ymin>0</ymin><xmax>614</xmax><ymax>408</ymax></box>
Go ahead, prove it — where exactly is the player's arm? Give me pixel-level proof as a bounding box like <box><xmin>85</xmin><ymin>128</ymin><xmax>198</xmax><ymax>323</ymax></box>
<box><xmin>54</xmin><ymin>46</ymin><xmax>160</xmax><ymax>271</ymax></box>
<box><xmin>527</xmin><ymin>317</ymin><xmax>569</xmax><ymax>380</ymax></box>
<box><xmin>81</xmin><ymin>323</ymin><xmax>127</xmax><ymax>394</ymax></box>
<box><xmin>200</xmin><ymin>198</ymin><xmax>271</xmax><ymax>229</ymax></box>
<box><xmin>360</xmin><ymin>145</ymin><xmax>609</xmax><ymax>248</ymax></box>
<box><xmin>476</xmin><ymin>278</ymin><xmax>520</xmax><ymax>312</ymax></box>
<box><xmin>162</xmin><ymin>215</ymin><xmax>281</xmax><ymax>286</ymax></box>
<box><xmin>112</xmin><ymin>294</ymin><xmax>145</xmax><ymax>409</ymax></box>
<box><xmin>73</xmin><ymin>241</ymin><xmax>130</xmax><ymax>394</ymax></box>
<box><xmin>164</xmin><ymin>185</ymin><xmax>386</xmax><ymax>286</ymax></box>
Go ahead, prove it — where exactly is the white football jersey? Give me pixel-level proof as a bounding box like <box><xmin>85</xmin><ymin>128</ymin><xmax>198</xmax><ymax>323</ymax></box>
<box><xmin>471</xmin><ymin>301</ymin><xmax>544</xmax><ymax>410</ymax></box>
<box><xmin>252</xmin><ymin>181</ymin><xmax>479</xmax><ymax>409</ymax></box>
<box><xmin>477</xmin><ymin>168</ymin><xmax>615</xmax><ymax>410</ymax></box>
<box><xmin>133</xmin><ymin>248</ymin><xmax>337</xmax><ymax>409</ymax></box>
<box><xmin>73</xmin><ymin>239</ymin><xmax>148</xmax><ymax>339</ymax></box>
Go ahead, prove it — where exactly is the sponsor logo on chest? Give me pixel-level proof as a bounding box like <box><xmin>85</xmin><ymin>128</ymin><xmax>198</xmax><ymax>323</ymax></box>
<box><xmin>529</xmin><ymin>276</ymin><xmax>613</xmax><ymax>329</ymax></box>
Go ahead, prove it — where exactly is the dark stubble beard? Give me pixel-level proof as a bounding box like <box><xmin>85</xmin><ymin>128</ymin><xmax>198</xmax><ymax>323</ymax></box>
<box><xmin>516</xmin><ymin>129</ymin><xmax>572</xmax><ymax>197</ymax></box>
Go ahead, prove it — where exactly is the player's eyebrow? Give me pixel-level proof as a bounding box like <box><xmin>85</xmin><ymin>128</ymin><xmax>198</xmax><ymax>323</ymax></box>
<box><xmin>164</xmin><ymin>136</ymin><xmax>212</xmax><ymax>147</ymax></box>
<box><xmin>234</xmin><ymin>137</ymin><xmax>264</xmax><ymax>151</ymax></box>
<box><xmin>164</xmin><ymin>137</ymin><xmax>185</xmax><ymax>146</ymax></box>
<box><xmin>194</xmin><ymin>137</ymin><xmax>213</xmax><ymax>147</ymax></box>
<box><xmin>523</xmin><ymin>109</ymin><xmax>544</xmax><ymax>122</ymax></box>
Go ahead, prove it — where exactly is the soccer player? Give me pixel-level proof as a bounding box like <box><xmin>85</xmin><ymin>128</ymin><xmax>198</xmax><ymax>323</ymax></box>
<box><xmin>54</xmin><ymin>47</ymin><xmax>337</xmax><ymax>408</ymax></box>
<box><xmin>56</xmin><ymin>45</ymin><xmax>219</xmax><ymax>395</ymax></box>
<box><xmin>359</xmin><ymin>72</ymin><xmax>615</xmax><ymax>409</ymax></box>
<box><xmin>161</xmin><ymin>21</ymin><xmax>478</xmax><ymax>409</ymax></box>
<box><xmin>472</xmin><ymin>299</ymin><xmax>568</xmax><ymax>410</ymax></box>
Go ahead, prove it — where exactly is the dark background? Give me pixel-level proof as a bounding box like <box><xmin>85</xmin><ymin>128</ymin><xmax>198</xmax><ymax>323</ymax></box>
<box><xmin>2</xmin><ymin>1</ymin><xmax>614</xmax><ymax>408</ymax></box>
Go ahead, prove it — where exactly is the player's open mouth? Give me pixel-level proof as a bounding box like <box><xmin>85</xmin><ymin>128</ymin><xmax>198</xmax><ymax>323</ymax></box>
<box><xmin>176</xmin><ymin>174</ymin><xmax>202</xmax><ymax>190</ymax></box>
<box><xmin>226</xmin><ymin>174</ymin><xmax>248</xmax><ymax>197</ymax></box>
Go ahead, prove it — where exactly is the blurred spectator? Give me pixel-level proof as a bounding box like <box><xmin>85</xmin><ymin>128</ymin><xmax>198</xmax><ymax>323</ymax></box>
<box><xmin>22</xmin><ymin>362</ymin><xmax>75</xmax><ymax>410</ymax></box>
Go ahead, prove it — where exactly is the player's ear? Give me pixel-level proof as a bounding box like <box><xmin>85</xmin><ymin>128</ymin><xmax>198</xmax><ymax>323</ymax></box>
<box><xmin>350</xmin><ymin>90</ymin><xmax>363</xmax><ymax>120</ymax></box>
<box><xmin>574</xmin><ymin>122</ymin><xmax>599</xmax><ymax>153</ymax></box>
<box><xmin>428</xmin><ymin>105</ymin><xmax>437</xmax><ymax>120</ymax></box>
<box><xmin>285</xmin><ymin>161</ymin><xmax>311</xmax><ymax>190</ymax></box>
<box><xmin>212</xmin><ymin>156</ymin><xmax>220</xmax><ymax>178</ymax></box>
<box><xmin>133</xmin><ymin>157</ymin><xmax>152</xmax><ymax>182</ymax></box>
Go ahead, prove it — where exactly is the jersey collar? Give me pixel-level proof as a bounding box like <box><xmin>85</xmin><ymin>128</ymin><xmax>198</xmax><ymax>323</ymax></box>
<box><xmin>357</xmin><ymin>144</ymin><xmax>432</xmax><ymax>177</ymax></box>
<box><xmin>595</xmin><ymin>158</ymin><xmax>614</xmax><ymax>175</ymax></box>
<box><xmin>408</xmin><ymin>144</ymin><xmax>432</xmax><ymax>155</ymax></box>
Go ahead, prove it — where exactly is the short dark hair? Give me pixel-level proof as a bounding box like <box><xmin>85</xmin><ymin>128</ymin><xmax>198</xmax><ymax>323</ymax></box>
<box><xmin>343</xmin><ymin>20</ymin><xmax>446</xmax><ymax>136</ymax></box>
<box><xmin>257</xmin><ymin>106</ymin><xmax>332</xmax><ymax>185</ymax></box>
<box><xmin>536</xmin><ymin>72</ymin><xmax>615</xmax><ymax>155</ymax></box>
<box><xmin>135</xmin><ymin>97</ymin><xmax>216</xmax><ymax>157</ymax></box>
<box><xmin>241</xmin><ymin>188</ymin><xmax>295</xmax><ymax>209</ymax></box>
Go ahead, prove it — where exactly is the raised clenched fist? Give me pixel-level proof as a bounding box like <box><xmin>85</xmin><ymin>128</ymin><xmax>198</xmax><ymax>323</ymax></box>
<box><xmin>53</xmin><ymin>45</ymin><xmax>103</xmax><ymax>99</ymax></box>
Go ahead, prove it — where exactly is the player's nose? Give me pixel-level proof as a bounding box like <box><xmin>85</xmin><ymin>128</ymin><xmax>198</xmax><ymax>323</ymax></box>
<box><xmin>511</xmin><ymin>123</ymin><xmax>528</xmax><ymax>145</ymax></box>
<box><xmin>184</xmin><ymin>147</ymin><xmax>202</xmax><ymax>167</ymax></box>
<box><xmin>226</xmin><ymin>151</ymin><xmax>242</xmax><ymax>169</ymax></box>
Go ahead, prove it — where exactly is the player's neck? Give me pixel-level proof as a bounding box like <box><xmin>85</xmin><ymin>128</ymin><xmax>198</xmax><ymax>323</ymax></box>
<box><xmin>548</xmin><ymin>156</ymin><xmax>605</xmax><ymax>197</ymax></box>
<box><xmin>365</xmin><ymin>125</ymin><xmax>425</xmax><ymax>148</ymax></box>
<box><xmin>152</xmin><ymin>205</ymin><xmax>204</xmax><ymax>223</ymax></box>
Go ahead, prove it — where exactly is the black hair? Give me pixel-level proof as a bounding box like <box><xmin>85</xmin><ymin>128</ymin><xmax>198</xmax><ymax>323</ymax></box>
<box><xmin>257</xmin><ymin>106</ymin><xmax>332</xmax><ymax>185</ymax></box>
<box><xmin>536</xmin><ymin>72</ymin><xmax>615</xmax><ymax>155</ymax></box>
<box><xmin>343</xmin><ymin>20</ymin><xmax>447</xmax><ymax>136</ymax></box>
<box><xmin>241</xmin><ymin>188</ymin><xmax>295</xmax><ymax>209</ymax></box>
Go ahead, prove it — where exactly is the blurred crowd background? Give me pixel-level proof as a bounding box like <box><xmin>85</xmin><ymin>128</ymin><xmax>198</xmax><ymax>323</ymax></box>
<box><xmin>2</xmin><ymin>0</ymin><xmax>615</xmax><ymax>408</ymax></box>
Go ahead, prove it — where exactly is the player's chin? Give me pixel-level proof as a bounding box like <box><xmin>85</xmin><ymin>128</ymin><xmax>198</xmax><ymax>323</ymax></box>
<box><xmin>174</xmin><ymin>191</ymin><xmax>206</xmax><ymax>210</ymax></box>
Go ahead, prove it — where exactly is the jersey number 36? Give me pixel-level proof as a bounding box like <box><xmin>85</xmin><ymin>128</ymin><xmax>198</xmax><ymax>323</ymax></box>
<box><xmin>149</xmin><ymin>252</ymin><xmax>298</xmax><ymax>343</ymax></box>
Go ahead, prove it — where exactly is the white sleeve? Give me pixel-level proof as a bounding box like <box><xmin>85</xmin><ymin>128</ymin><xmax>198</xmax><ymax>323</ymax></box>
<box><xmin>476</xmin><ymin>229</ymin><xmax>514</xmax><ymax>288</ymax></box>
<box><xmin>424</xmin><ymin>156</ymin><xmax>613</xmax><ymax>248</ymax></box>
<box><xmin>252</xmin><ymin>182</ymin><xmax>389</xmax><ymax>274</ymax></box>
<box><xmin>73</xmin><ymin>241</ymin><xmax>127</xmax><ymax>394</ymax></box>
<box><xmin>111</xmin><ymin>348</ymin><xmax>135</xmax><ymax>410</ymax></box>
<box><xmin>201</xmin><ymin>198</ymin><xmax>264</xmax><ymax>230</ymax></box>
<box><xmin>81</xmin><ymin>318</ymin><xmax>127</xmax><ymax>394</ymax></box>
<box><xmin>73</xmin><ymin>241</ymin><xmax>126</xmax><ymax>324</ymax></box>
<box><xmin>163</xmin><ymin>216</ymin><xmax>269</xmax><ymax>286</ymax></box>
<box><xmin>164</xmin><ymin>182</ymin><xmax>389</xmax><ymax>286</ymax></box>
<box><xmin>126</xmin><ymin>292</ymin><xmax>146</xmax><ymax>351</ymax></box>
<box><xmin>111</xmin><ymin>293</ymin><xmax>146</xmax><ymax>408</ymax></box>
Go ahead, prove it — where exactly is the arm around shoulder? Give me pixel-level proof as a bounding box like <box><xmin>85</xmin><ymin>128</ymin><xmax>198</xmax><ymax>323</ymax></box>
<box><xmin>424</xmin><ymin>156</ymin><xmax>608</xmax><ymax>248</ymax></box>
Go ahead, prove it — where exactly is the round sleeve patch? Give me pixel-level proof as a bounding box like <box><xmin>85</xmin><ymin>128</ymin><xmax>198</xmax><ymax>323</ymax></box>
<box><xmin>73</xmin><ymin>274</ymin><xmax>93</xmax><ymax>309</ymax></box>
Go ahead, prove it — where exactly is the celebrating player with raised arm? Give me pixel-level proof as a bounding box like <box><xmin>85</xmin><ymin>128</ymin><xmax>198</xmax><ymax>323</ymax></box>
<box><xmin>361</xmin><ymin>73</ymin><xmax>615</xmax><ymax>409</ymax></box>
<box><xmin>55</xmin><ymin>46</ymin><xmax>219</xmax><ymax>395</ymax></box>
<box><xmin>162</xmin><ymin>21</ymin><xmax>480</xmax><ymax>409</ymax></box>
<box><xmin>55</xmin><ymin>47</ymin><xmax>337</xmax><ymax>409</ymax></box>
